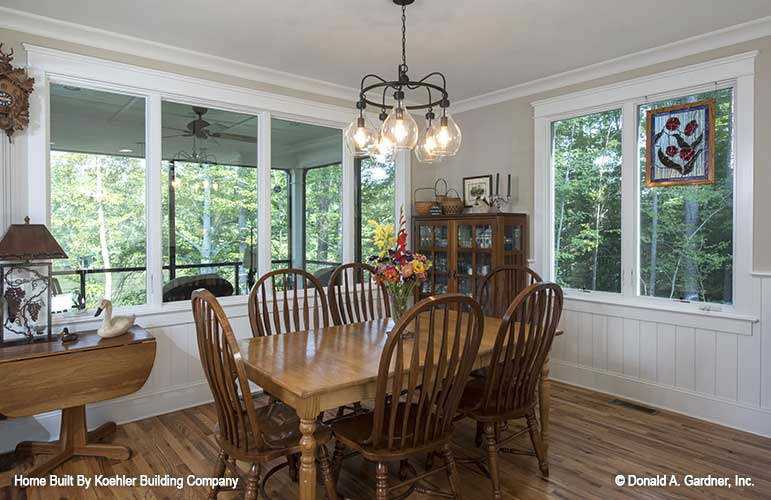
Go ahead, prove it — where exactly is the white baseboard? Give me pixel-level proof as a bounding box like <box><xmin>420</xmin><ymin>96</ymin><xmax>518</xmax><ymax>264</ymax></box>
<box><xmin>0</xmin><ymin>382</ymin><xmax>214</xmax><ymax>453</ymax></box>
<box><xmin>551</xmin><ymin>360</ymin><xmax>771</xmax><ymax>438</ymax></box>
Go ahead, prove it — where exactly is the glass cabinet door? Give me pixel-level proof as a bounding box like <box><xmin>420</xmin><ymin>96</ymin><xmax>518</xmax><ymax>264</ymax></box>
<box><xmin>453</xmin><ymin>221</ymin><xmax>494</xmax><ymax>297</ymax></box>
<box><xmin>415</xmin><ymin>221</ymin><xmax>450</xmax><ymax>299</ymax></box>
<box><xmin>503</xmin><ymin>223</ymin><xmax>523</xmax><ymax>266</ymax></box>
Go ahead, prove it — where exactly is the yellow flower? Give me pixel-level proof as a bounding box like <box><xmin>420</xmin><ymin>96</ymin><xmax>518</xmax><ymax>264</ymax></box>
<box><xmin>412</xmin><ymin>261</ymin><xmax>425</xmax><ymax>274</ymax></box>
<box><xmin>369</xmin><ymin>220</ymin><xmax>396</xmax><ymax>257</ymax></box>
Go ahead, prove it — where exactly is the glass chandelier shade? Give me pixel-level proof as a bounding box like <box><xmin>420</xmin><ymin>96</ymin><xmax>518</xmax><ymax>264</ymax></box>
<box><xmin>344</xmin><ymin>115</ymin><xmax>378</xmax><ymax>157</ymax></box>
<box><xmin>433</xmin><ymin>113</ymin><xmax>462</xmax><ymax>156</ymax></box>
<box><xmin>367</xmin><ymin>132</ymin><xmax>396</xmax><ymax>163</ymax></box>
<box><xmin>381</xmin><ymin>105</ymin><xmax>419</xmax><ymax>150</ymax></box>
<box><xmin>415</xmin><ymin>117</ymin><xmax>442</xmax><ymax>164</ymax></box>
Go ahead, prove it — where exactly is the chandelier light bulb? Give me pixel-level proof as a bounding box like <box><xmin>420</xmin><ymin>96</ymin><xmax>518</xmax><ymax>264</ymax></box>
<box><xmin>344</xmin><ymin>116</ymin><xmax>377</xmax><ymax>157</ymax></box>
<box><xmin>434</xmin><ymin>113</ymin><xmax>462</xmax><ymax>156</ymax></box>
<box><xmin>382</xmin><ymin>105</ymin><xmax>419</xmax><ymax>150</ymax></box>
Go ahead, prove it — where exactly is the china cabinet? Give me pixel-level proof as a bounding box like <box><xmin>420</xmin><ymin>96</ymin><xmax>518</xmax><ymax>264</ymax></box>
<box><xmin>412</xmin><ymin>213</ymin><xmax>528</xmax><ymax>299</ymax></box>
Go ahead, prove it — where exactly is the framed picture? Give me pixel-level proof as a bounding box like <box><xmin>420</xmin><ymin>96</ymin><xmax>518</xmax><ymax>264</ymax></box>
<box><xmin>462</xmin><ymin>175</ymin><xmax>493</xmax><ymax>207</ymax></box>
<box><xmin>645</xmin><ymin>99</ymin><xmax>715</xmax><ymax>187</ymax></box>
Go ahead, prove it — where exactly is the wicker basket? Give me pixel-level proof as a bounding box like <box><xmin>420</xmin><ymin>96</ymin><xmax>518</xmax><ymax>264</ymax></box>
<box><xmin>414</xmin><ymin>187</ymin><xmax>438</xmax><ymax>216</ymax></box>
<box><xmin>434</xmin><ymin>178</ymin><xmax>448</xmax><ymax>204</ymax></box>
<box><xmin>441</xmin><ymin>188</ymin><xmax>464</xmax><ymax>215</ymax></box>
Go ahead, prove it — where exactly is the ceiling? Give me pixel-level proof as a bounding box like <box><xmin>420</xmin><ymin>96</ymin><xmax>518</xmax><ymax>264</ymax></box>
<box><xmin>50</xmin><ymin>84</ymin><xmax>341</xmax><ymax>169</ymax></box>
<box><xmin>4</xmin><ymin>1</ymin><xmax>771</xmax><ymax>102</ymax></box>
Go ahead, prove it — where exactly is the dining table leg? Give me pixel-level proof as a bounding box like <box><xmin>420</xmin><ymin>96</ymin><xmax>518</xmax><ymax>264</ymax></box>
<box><xmin>299</xmin><ymin>417</ymin><xmax>318</xmax><ymax>500</ymax></box>
<box><xmin>539</xmin><ymin>354</ymin><xmax>551</xmax><ymax>460</ymax></box>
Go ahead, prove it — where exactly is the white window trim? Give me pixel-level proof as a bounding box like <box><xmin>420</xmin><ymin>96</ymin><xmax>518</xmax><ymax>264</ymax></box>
<box><xmin>533</xmin><ymin>51</ymin><xmax>758</xmax><ymax>320</ymax></box>
<box><xmin>24</xmin><ymin>45</ymin><xmax>409</xmax><ymax>322</ymax></box>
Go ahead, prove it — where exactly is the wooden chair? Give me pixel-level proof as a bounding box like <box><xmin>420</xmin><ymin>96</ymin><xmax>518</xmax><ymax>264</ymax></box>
<box><xmin>328</xmin><ymin>262</ymin><xmax>390</xmax><ymax>326</ymax></box>
<box><xmin>247</xmin><ymin>268</ymin><xmax>330</xmax><ymax>337</ymax></box>
<box><xmin>191</xmin><ymin>289</ymin><xmax>337</xmax><ymax>500</ymax></box>
<box><xmin>332</xmin><ymin>294</ymin><xmax>484</xmax><ymax>499</ymax></box>
<box><xmin>456</xmin><ymin>282</ymin><xmax>563</xmax><ymax>499</ymax></box>
<box><xmin>475</xmin><ymin>265</ymin><xmax>542</xmax><ymax>318</ymax></box>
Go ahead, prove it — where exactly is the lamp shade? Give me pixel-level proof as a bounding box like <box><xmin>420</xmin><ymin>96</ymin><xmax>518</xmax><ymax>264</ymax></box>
<box><xmin>0</xmin><ymin>217</ymin><xmax>67</xmax><ymax>261</ymax></box>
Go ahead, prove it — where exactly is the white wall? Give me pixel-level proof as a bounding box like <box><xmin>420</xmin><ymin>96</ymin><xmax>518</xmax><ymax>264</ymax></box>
<box><xmin>551</xmin><ymin>276</ymin><xmax>771</xmax><ymax>437</ymax></box>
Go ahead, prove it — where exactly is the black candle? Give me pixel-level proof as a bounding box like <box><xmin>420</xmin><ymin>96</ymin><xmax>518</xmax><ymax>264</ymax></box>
<box><xmin>495</xmin><ymin>173</ymin><xmax>500</xmax><ymax>196</ymax></box>
<box><xmin>507</xmin><ymin>174</ymin><xmax>511</xmax><ymax>197</ymax></box>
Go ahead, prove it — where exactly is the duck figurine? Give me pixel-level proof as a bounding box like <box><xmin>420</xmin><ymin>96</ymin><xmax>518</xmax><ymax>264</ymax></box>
<box><xmin>94</xmin><ymin>299</ymin><xmax>136</xmax><ymax>338</ymax></box>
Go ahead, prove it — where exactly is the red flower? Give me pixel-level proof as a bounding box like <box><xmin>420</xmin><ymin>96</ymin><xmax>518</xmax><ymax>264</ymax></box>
<box><xmin>665</xmin><ymin>146</ymin><xmax>678</xmax><ymax>157</ymax></box>
<box><xmin>684</xmin><ymin>120</ymin><xmax>698</xmax><ymax>137</ymax></box>
<box><xmin>679</xmin><ymin>147</ymin><xmax>695</xmax><ymax>161</ymax></box>
<box><xmin>665</xmin><ymin>117</ymin><xmax>680</xmax><ymax>131</ymax></box>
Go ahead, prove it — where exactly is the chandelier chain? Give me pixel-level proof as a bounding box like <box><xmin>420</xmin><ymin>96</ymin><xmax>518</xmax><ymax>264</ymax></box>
<box><xmin>401</xmin><ymin>4</ymin><xmax>407</xmax><ymax>72</ymax></box>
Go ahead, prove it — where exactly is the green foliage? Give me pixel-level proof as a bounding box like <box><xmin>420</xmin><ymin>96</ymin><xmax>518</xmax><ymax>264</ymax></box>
<box><xmin>553</xmin><ymin>88</ymin><xmax>734</xmax><ymax>304</ymax></box>
<box><xmin>161</xmin><ymin>161</ymin><xmax>259</xmax><ymax>296</ymax></box>
<box><xmin>50</xmin><ymin>152</ymin><xmax>147</xmax><ymax>309</ymax></box>
<box><xmin>305</xmin><ymin>164</ymin><xmax>343</xmax><ymax>274</ymax></box>
<box><xmin>639</xmin><ymin>89</ymin><xmax>733</xmax><ymax>303</ymax></box>
<box><xmin>359</xmin><ymin>158</ymin><xmax>395</xmax><ymax>262</ymax></box>
<box><xmin>553</xmin><ymin>109</ymin><xmax>622</xmax><ymax>292</ymax></box>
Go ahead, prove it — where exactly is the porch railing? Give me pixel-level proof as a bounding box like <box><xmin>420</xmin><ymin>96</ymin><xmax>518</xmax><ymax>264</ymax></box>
<box><xmin>53</xmin><ymin>259</ymin><xmax>340</xmax><ymax>308</ymax></box>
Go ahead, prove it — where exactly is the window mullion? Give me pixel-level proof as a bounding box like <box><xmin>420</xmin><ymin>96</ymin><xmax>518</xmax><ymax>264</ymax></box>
<box><xmin>342</xmin><ymin>143</ymin><xmax>355</xmax><ymax>264</ymax></box>
<box><xmin>257</xmin><ymin>111</ymin><xmax>272</xmax><ymax>278</ymax></box>
<box><xmin>146</xmin><ymin>93</ymin><xmax>163</xmax><ymax>308</ymax></box>
<box><xmin>620</xmin><ymin>101</ymin><xmax>638</xmax><ymax>298</ymax></box>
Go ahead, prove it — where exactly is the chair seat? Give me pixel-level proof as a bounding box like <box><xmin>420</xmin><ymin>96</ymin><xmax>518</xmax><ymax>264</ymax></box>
<box><xmin>333</xmin><ymin>403</ymin><xmax>449</xmax><ymax>461</ymax></box>
<box><xmin>457</xmin><ymin>377</ymin><xmax>533</xmax><ymax>421</ymax></box>
<box><xmin>216</xmin><ymin>401</ymin><xmax>332</xmax><ymax>461</ymax></box>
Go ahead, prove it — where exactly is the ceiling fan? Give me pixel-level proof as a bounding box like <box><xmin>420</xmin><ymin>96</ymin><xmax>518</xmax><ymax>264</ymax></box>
<box><xmin>163</xmin><ymin>106</ymin><xmax>255</xmax><ymax>143</ymax></box>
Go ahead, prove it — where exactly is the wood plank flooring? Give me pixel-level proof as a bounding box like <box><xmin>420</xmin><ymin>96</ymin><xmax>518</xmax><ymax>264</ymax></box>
<box><xmin>2</xmin><ymin>382</ymin><xmax>770</xmax><ymax>499</ymax></box>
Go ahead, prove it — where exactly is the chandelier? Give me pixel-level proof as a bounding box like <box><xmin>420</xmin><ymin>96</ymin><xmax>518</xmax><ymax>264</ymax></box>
<box><xmin>344</xmin><ymin>0</ymin><xmax>461</xmax><ymax>163</ymax></box>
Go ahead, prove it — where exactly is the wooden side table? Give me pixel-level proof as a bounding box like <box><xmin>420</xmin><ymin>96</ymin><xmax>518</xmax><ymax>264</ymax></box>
<box><xmin>0</xmin><ymin>326</ymin><xmax>156</xmax><ymax>478</ymax></box>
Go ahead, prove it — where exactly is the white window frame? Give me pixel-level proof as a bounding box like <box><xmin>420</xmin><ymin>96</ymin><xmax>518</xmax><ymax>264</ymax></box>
<box><xmin>533</xmin><ymin>51</ymin><xmax>758</xmax><ymax>318</ymax></box>
<box><xmin>24</xmin><ymin>45</ymin><xmax>408</xmax><ymax>321</ymax></box>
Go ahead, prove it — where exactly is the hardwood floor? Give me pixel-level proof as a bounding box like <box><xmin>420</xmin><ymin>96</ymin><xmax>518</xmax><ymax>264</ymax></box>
<box><xmin>2</xmin><ymin>382</ymin><xmax>770</xmax><ymax>499</ymax></box>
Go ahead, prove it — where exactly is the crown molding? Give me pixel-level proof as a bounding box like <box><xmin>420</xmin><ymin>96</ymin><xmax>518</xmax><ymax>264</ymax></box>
<box><xmin>0</xmin><ymin>6</ymin><xmax>358</xmax><ymax>103</ymax></box>
<box><xmin>452</xmin><ymin>15</ymin><xmax>771</xmax><ymax>114</ymax></box>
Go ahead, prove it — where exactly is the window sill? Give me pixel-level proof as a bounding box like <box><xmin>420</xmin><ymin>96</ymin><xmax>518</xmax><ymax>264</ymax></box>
<box><xmin>52</xmin><ymin>293</ymin><xmax>252</xmax><ymax>329</ymax></box>
<box><xmin>563</xmin><ymin>291</ymin><xmax>758</xmax><ymax>335</ymax></box>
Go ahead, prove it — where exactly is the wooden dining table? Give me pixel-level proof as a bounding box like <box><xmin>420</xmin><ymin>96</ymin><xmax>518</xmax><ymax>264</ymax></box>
<box><xmin>238</xmin><ymin>315</ymin><xmax>562</xmax><ymax>500</ymax></box>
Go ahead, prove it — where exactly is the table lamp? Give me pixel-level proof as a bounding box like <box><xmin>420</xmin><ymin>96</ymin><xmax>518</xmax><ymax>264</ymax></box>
<box><xmin>0</xmin><ymin>216</ymin><xmax>67</xmax><ymax>345</ymax></box>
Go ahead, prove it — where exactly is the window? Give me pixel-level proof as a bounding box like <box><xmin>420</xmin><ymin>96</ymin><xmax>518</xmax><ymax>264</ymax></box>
<box><xmin>304</xmin><ymin>164</ymin><xmax>343</xmax><ymax>275</ymax></box>
<box><xmin>535</xmin><ymin>54</ymin><xmax>752</xmax><ymax>311</ymax></box>
<box><xmin>36</xmin><ymin>48</ymin><xmax>409</xmax><ymax>316</ymax></box>
<box><xmin>552</xmin><ymin>110</ymin><xmax>622</xmax><ymax>292</ymax></box>
<box><xmin>639</xmin><ymin>88</ymin><xmax>734</xmax><ymax>304</ymax></box>
<box><xmin>49</xmin><ymin>84</ymin><xmax>146</xmax><ymax>311</ymax></box>
<box><xmin>270</xmin><ymin>118</ymin><xmax>343</xmax><ymax>279</ymax></box>
<box><xmin>355</xmin><ymin>157</ymin><xmax>396</xmax><ymax>263</ymax></box>
<box><xmin>161</xmin><ymin>102</ymin><xmax>258</xmax><ymax>302</ymax></box>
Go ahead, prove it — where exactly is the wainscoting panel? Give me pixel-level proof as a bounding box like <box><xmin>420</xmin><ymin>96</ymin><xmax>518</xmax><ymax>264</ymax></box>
<box><xmin>552</xmin><ymin>275</ymin><xmax>771</xmax><ymax>437</ymax></box>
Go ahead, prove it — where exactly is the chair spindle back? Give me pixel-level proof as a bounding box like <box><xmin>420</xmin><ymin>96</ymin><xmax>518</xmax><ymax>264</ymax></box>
<box><xmin>191</xmin><ymin>289</ymin><xmax>263</xmax><ymax>453</ymax></box>
<box><xmin>480</xmin><ymin>282</ymin><xmax>563</xmax><ymax>417</ymax></box>
<box><xmin>248</xmin><ymin>268</ymin><xmax>330</xmax><ymax>337</ymax></box>
<box><xmin>328</xmin><ymin>263</ymin><xmax>390</xmax><ymax>326</ymax></box>
<box><xmin>369</xmin><ymin>294</ymin><xmax>483</xmax><ymax>451</ymax></box>
<box><xmin>476</xmin><ymin>265</ymin><xmax>542</xmax><ymax>318</ymax></box>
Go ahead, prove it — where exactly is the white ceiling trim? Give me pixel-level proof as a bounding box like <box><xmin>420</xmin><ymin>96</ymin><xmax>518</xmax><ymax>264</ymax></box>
<box><xmin>0</xmin><ymin>6</ymin><xmax>359</xmax><ymax>103</ymax></box>
<box><xmin>3</xmin><ymin>6</ymin><xmax>771</xmax><ymax>116</ymax></box>
<box><xmin>452</xmin><ymin>15</ymin><xmax>771</xmax><ymax>114</ymax></box>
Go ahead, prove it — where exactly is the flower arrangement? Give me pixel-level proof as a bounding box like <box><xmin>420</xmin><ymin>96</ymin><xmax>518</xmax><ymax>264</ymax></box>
<box><xmin>368</xmin><ymin>207</ymin><xmax>432</xmax><ymax>322</ymax></box>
